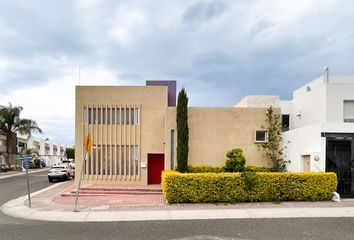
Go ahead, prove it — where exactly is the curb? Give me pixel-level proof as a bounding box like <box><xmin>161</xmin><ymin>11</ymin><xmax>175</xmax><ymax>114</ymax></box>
<box><xmin>2</xmin><ymin>182</ymin><xmax>354</xmax><ymax>222</ymax></box>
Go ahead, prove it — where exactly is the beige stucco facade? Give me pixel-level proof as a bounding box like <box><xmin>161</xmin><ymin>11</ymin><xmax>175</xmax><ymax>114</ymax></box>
<box><xmin>75</xmin><ymin>82</ymin><xmax>273</xmax><ymax>185</ymax></box>
<box><xmin>76</xmin><ymin>86</ymin><xmax>168</xmax><ymax>185</ymax></box>
<box><xmin>164</xmin><ymin>107</ymin><xmax>272</xmax><ymax>170</ymax></box>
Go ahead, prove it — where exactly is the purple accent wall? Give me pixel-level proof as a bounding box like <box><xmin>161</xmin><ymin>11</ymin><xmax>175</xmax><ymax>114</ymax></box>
<box><xmin>146</xmin><ymin>80</ymin><xmax>176</xmax><ymax>107</ymax></box>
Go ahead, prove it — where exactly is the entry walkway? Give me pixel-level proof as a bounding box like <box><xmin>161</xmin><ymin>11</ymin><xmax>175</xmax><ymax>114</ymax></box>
<box><xmin>2</xmin><ymin>181</ymin><xmax>354</xmax><ymax>222</ymax></box>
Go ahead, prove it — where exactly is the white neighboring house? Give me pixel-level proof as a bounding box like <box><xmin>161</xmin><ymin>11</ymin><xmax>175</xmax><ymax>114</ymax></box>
<box><xmin>281</xmin><ymin>75</ymin><xmax>354</xmax><ymax>197</ymax></box>
<box><xmin>18</xmin><ymin>135</ymin><xmax>67</xmax><ymax>167</ymax></box>
<box><xmin>237</xmin><ymin>75</ymin><xmax>354</xmax><ymax>197</ymax></box>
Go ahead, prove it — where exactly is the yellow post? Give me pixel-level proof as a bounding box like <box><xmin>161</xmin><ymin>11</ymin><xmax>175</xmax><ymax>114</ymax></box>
<box><xmin>74</xmin><ymin>135</ymin><xmax>92</xmax><ymax>212</ymax></box>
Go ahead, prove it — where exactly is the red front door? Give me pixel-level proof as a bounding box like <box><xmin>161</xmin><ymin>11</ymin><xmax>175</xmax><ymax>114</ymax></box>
<box><xmin>148</xmin><ymin>154</ymin><xmax>164</xmax><ymax>184</ymax></box>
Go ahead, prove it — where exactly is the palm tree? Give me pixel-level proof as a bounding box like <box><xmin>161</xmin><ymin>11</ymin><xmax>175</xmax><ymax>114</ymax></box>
<box><xmin>0</xmin><ymin>103</ymin><xmax>42</xmax><ymax>168</ymax></box>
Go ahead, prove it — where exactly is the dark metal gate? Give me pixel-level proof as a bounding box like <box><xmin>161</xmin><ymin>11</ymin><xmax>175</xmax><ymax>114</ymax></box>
<box><xmin>326</xmin><ymin>135</ymin><xmax>354</xmax><ymax>198</ymax></box>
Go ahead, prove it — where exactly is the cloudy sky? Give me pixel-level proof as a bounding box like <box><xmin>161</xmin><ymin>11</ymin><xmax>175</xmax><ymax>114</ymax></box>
<box><xmin>0</xmin><ymin>0</ymin><xmax>353</xmax><ymax>145</ymax></box>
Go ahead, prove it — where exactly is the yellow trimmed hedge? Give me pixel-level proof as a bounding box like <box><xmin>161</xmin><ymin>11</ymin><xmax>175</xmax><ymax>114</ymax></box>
<box><xmin>162</xmin><ymin>171</ymin><xmax>337</xmax><ymax>203</ymax></box>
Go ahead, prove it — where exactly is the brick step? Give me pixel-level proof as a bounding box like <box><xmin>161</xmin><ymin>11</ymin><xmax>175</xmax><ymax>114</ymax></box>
<box><xmin>61</xmin><ymin>191</ymin><xmax>162</xmax><ymax>197</ymax></box>
<box><xmin>69</xmin><ymin>190</ymin><xmax>161</xmax><ymax>195</ymax></box>
<box><xmin>79</xmin><ymin>187</ymin><xmax>162</xmax><ymax>193</ymax></box>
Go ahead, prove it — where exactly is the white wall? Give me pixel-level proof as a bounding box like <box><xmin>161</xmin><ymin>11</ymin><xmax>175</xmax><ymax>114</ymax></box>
<box><xmin>289</xmin><ymin>83</ymin><xmax>327</xmax><ymax>129</ymax></box>
<box><xmin>283</xmin><ymin>123</ymin><xmax>325</xmax><ymax>172</ymax></box>
<box><xmin>326</xmin><ymin>83</ymin><xmax>354</xmax><ymax>123</ymax></box>
<box><xmin>235</xmin><ymin>96</ymin><xmax>280</xmax><ymax>108</ymax></box>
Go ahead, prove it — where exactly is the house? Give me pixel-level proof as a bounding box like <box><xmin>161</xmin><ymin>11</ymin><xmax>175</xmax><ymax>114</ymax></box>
<box><xmin>0</xmin><ymin>131</ymin><xmax>67</xmax><ymax>168</ymax></box>
<box><xmin>237</xmin><ymin>75</ymin><xmax>354</xmax><ymax>197</ymax></box>
<box><xmin>22</xmin><ymin>135</ymin><xmax>67</xmax><ymax>166</ymax></box>
<box><xmin>75</xmin><ymin>81</ymin><xmax>272</xmax><ymax>185</ymax></box>
<box><xmin>280</xmin><ymin>75</ymin><xmax>354</xmax><ymax>197</ymax></box>
<box><xmin>76</xmin><ymin>76</ymin><xmax>354</xmax><ymax>196</ymax></box>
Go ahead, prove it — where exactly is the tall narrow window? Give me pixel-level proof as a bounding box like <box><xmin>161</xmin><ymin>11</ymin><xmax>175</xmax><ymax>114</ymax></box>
<box><xmin>93</xmin><ymin>108</ymin><xmax>97</xmax><ymax>124</ymax></box>
<box><xmin>102</xmin><ymin>108</ymin><xmax>106</xmax><ymax>124</ymax></box>
<box><xmin>98</xmin><ymin>108</ymin><xmax>101</xmax><ymax>124</ymax></box>
<box><xmin>281</xmin><ymin>114</ymin><xmax>290</xmax><ymax>131</ymax></box>
<box><xmin>107</xmin><ymin>108</ymin><xmax>111</xmax><ymax>124</ymax></box>
<box><xmin>126</xmin><ymin>108</ymin><xmax>130</xmax><ymax>124</ymax></box>
<box><xmin>170</xmin><ymin>129</ymin><xmax>175</xmax><ymax>170</ymax></box>
<box><xmin>131</xmin><ymin>108</ymin><xmax>135</xmax><ymax>125</ymax></box>
<box><xmin>88</xmin><ymin>108</ymin><xmax>92</xmax><ymax>124</ymax></box>
<box><xmin>111</xmin><ymin>108</ymin><xmax>115</xmax><ymax>124</ymax></box>
<box><xmin>117</xmin><ymin>108</ymin><xmax>121</xmax><ymax>125</ymax></box>
<box><xmin>121</xmin><ymin>108</ymin><xmax>125</xmax><ymax>125</ymax></box>
<box><xmin>83</xmin><ymin>107</ymin><xmax>88</xmax><ymax>125</ymax></box>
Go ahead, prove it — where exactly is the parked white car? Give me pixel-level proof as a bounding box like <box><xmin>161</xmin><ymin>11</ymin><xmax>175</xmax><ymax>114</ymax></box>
<box><xmin>61</xmin><ymin>159</ymin><xmax>75</xmax><ymax>169</ymax></box>
<box><xmin>48</xmin><ymin>165</ymin><xmax>74</xmax><ymax>182</ymax></box>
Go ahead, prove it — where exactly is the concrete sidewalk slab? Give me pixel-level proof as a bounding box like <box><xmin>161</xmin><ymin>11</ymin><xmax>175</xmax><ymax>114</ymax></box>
<box><xmin>2</xmin><ymin>182</ymin><xmax>354</xmax><ymax>222</ymax></box>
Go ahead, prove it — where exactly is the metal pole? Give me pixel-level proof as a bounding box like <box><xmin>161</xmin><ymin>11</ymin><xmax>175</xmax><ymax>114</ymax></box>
<box><xmin>74</xmin><ymin>151</ymin><xmax>86</xmax><ymax>212</ymax></box>
<box><xmin>26</xmin><ymin>167</ymin><xmax>31</xmax><ymax>208</ymax></box>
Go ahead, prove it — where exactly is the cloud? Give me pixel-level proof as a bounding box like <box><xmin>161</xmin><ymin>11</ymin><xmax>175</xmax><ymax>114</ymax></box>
<box><xmin>183</xmin><ymin>1</ymin><xmax>227</xmax><ymax>27</ymax></box>
<box><xmin>1</xmin><ymin>0</ymin><xmax>354</xmax><ymax>144</ymax></box>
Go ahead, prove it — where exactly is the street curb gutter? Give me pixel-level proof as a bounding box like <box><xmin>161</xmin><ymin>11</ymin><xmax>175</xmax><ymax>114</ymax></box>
<box><xmin>2</xmin><ymin>183</ymin><xmax>354</xmax><ymax>222</ymax></box>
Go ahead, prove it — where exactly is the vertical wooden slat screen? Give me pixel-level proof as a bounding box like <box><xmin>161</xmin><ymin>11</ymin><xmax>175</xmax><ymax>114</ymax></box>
<box><xmin>82</xmin><ymin>103</ymin><xmax>141</xmax><ymax>182</ymax></box>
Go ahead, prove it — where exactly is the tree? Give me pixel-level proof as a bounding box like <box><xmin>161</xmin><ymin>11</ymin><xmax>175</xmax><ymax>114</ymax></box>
<box><xmin>176</xmin><ymin>88</ymin><xmax>189</xmax><ymax>173</ymax></box>
<box><xmin>66</xmin><ymin>147</ymin><xmax>75</xmax><ymax>159</ymax></box>
<box><xmin>261</xmin><ymin>106</ymin><xmax>287</xmax><ymax>172</ymax></box>
<box><xmin>0</xmin><ymin>103</ymin><xmax>42</xmax><ymax>168</ymax></box>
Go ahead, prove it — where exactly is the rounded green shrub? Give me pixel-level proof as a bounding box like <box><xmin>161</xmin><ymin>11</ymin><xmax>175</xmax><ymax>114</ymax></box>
<box><xmin>224</xmin><ymin>148</ymin><xmax>246</xmax><ymax>172</ymax></box>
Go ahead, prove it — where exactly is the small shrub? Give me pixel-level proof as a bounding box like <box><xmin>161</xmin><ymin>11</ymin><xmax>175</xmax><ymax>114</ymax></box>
<box><xmin>224</xmin><ymin>148</ymin><xmax>246</xmax><ymax>172</ymax></box>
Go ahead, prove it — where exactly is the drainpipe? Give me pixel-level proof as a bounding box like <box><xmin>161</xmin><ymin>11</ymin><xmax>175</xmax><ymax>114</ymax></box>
<box><xmin>323</xmin><ymin>66</ymin><xmax>329</xmax><ymax>84</ymax></box>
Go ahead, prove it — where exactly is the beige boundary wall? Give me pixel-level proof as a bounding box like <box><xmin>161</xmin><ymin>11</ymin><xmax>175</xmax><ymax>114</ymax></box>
<box><xmin>165</xmin><ymin>107</ymin><xmax>273</xmax><ymax>170</ymax></box>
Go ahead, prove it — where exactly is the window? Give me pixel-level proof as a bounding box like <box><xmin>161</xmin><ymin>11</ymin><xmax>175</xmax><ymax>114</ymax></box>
<box><xmin>255</xmin><ymin>130</ymin><xmax>267</xmax><ymax>143</ymax></box>
<box><xmin>170</xmin><ymin>129</ymin><xmax>175</xmax><ymax>170</ymax></box>
<box><xmin>344</xmin><ymin>100</ymin><xmax>354</xmax><ymax>122</ymax></box>
<box><xmin>18</xmin><ymin>142</ymin><xmax>27</xmax><ymax>148</ymax></box>
<box><xmin>281</xmin><ymin>114</ymin><xmax>290</xmax><ymax>131</ymax></box>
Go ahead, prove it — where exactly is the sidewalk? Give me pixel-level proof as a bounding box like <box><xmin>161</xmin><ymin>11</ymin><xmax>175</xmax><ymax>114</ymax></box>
<box><xmin>2</xmin><ymin>181</ymin><xmax>354</xmax><ymax>222</ymax></box>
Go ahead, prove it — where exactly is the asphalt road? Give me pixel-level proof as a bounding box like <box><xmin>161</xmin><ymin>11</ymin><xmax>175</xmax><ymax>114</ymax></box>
<box><xmin>1</xmin><ymin>172</ymin><xmax>354</xmax><ymax>240</ymax></box>
<box><xmin>0</xmin><ymin>169</ymin><xmax>54</xmax><ymax>224</ymax></box>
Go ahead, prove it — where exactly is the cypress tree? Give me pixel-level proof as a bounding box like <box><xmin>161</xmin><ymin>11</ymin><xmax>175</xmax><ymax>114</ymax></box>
<box><xmin>176</xmin><ymin>88</ymin><xmax>189</xmax><ymax>173</ymax></box>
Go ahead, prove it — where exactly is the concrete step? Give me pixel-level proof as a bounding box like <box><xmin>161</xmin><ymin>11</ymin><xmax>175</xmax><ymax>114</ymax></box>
<box><xmin>79</xmin><ymin>187</ymin><xmax>162</xmax><ymax>193</ymax></box>
<box><xmin>61</xmin><ymin>191</ymin><xmax>162</xmax><ymax>197</ymax></box>
<box><xmin>61</xmin><ymin>186</ymin><xmax>163</xmax><ymax>197</ymax></box>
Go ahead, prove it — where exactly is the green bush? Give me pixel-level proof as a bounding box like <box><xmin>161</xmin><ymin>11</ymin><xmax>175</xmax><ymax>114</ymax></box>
<box><xmin>224</xmin><ymin>148</ymin><xmax>246</xmax><ymax>172</ymax></box>
<box><xmin>186</xmin><ymin>165</ymin><xmax>223</xmax><ymax>173</ymax></box>
<box><xmin>245</xmin><ymin>165</ymin><xmax>272</xmax><ymax>172</ymax></box>
<box><xmin>162</xmin><ymin>171</ymin><xmax>337</xmax><ymax>203</ymax></box>
<box><xmin>29</xmin><ymin>159</ymin><xmax>40</xmax><ymax>169</ymax></box>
